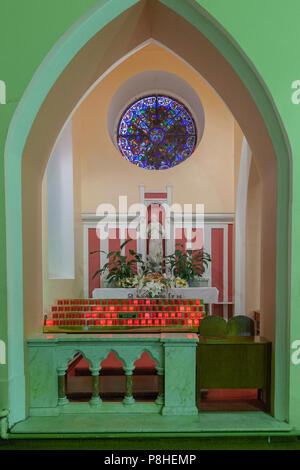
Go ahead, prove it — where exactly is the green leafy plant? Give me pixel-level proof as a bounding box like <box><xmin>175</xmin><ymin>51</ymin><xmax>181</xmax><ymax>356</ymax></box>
<box><xmin>143</xmin><ymin>254</ymin><xmax>164</xmax><ymax>275</ymax></box>
<box><xmin>164</xmin><ymin>243</ymin><xmax>211</xmax><ymax>284</ymax></box>
<box><xmin>90</xmin><ymin>239</ymin><xmax>144</xmax><ymax>286</ymax></box>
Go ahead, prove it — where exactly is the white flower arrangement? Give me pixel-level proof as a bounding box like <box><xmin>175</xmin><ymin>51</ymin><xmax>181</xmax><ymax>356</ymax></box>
<box><xmin>144</xmin><ymin>280</ymin><xmax>166</xmax><ymax>298</ymax></box>
<box><xmin>171</xmin><ymin>277</ymin><xmax>188</xmax><ymax>288</ymax></box>
<box><xmin>126</xmin><ymin>272</ymin><xmax>187</xmax><ymax>297</ymax></box>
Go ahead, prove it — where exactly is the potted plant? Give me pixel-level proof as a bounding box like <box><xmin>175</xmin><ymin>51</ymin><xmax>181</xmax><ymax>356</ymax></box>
<box><xmin>90</xmin><ymin>239</ymin><xmax>144</xmax><ymax>287</ymax></box>
<box><xmin>142</xmin><ymin>254</ymin><xmax>164</xmax><ymax>275</ymax></box>
<box><xmin>164</xmin><ymin>244</ymin><xmax>211</xmax><ymax>287</ymax></box>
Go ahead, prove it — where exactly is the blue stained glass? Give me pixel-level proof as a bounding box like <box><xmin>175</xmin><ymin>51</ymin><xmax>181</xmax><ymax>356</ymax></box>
<box><xmin>117</xmin><ymin>95</ymin><xmax>197</xmax><ymax>170</ymax></box>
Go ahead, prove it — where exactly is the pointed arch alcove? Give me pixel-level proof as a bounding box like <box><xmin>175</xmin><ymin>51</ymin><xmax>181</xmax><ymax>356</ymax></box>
<box><xmin>5</xmin><ymin>0</ymin><xmax>291</xmax><ymax>425</ymax></box>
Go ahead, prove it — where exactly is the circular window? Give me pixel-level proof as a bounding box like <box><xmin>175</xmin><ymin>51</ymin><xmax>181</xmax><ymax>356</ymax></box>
<box><xmin>117</xmin><ymin>95</ymin><xmax>197</xmax><ymax>170</ymax></box>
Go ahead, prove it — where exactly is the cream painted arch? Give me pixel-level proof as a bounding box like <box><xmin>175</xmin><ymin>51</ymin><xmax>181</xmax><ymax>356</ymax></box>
<box><xmin>4</xmin><ymin>0</ymin><xmax>291</xmax><ymax>426</ymax></box>
<box><xmin>235</xmin><ymin>137</ymin><xmax>252</xmax><ymax>315</ymax></box>
<box><xmin>43</xmin><ymin>41</ymin><xmax>270</xmax><ymax>320</ymax></box>
<box><xmin>43</xmin><ymin>37</ymin><xmax>238</xmax><ymax>169</ymax></box>
<box><xmin>44</xmin><ymin>39</ymin><xmax>234</xmax><ymax>307</ymax></box>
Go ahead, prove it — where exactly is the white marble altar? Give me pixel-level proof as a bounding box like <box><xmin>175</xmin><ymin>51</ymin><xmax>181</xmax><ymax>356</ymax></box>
<box><xmin>92</xmin><ymin>287</ymin><xmax>219</xmax><ymax>304</ymax></box>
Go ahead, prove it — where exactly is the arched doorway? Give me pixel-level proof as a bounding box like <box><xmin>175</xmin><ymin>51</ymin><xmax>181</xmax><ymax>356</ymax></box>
<box><xmin>4</xmin><ymin>0</ymin><xmax>291</xmax><ymax>425</ymax></box>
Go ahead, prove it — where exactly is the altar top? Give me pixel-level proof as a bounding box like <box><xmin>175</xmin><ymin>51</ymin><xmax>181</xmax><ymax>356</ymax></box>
<box><xmin>29</xmin><ymin>332</ymin><xmax>199</xmax><ymax>343</ymax></box>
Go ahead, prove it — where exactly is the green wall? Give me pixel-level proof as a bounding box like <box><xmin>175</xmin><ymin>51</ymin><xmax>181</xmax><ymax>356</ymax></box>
<box><xmin>197</xmin><ymin>0</ymin><xmax>300</xmax><ymax>426</ymax></box>
<box><xmin>0</xmin><ymin>0</ymin><xmax>299</xmax><ymax>428</ymax></box>
<box><xmin>0</xmin><ymin>0</ymin><xmax>101</xmax><ymax>414</ymax></box>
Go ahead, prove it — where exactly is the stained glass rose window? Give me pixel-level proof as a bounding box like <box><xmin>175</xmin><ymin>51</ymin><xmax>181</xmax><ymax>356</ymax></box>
<box><xmin>117</xmin><ymin>95</ymin><xmax>197</xmax><ymax>170</ymax></box>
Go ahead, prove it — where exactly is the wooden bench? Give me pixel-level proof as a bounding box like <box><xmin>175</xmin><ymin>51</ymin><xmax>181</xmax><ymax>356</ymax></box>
<box><xmin>196</xmin><ymin>315</ymin><xmax>272</xmax><ymax>411</ymax></box>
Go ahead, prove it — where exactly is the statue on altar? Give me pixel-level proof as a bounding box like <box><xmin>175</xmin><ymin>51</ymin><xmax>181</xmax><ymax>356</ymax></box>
<box><xmin>147</xmin><ymin>214</ymin><xmax>165</xmax><ymax>269</ymax></box>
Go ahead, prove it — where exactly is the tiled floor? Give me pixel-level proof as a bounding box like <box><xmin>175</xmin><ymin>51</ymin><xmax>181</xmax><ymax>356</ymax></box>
<box><xmin>10</xmin><ymin>411</ymin><xmax>292</xmax><ymax>435</ymax></box>
<box><xmin>199</xmin><ymin>389</ymin><xmax>265</xmax><ymax>412</ymax></box>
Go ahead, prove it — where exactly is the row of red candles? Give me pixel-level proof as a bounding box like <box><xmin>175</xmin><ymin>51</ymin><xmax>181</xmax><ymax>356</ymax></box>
<box><xmin>45</xmin><ymin>318</ymin><xmax>201</xmax><ymax>327</ymax></box>
<box><xmin>48</xmin><ymin>311</ymin><xmax>203</xmax><ymax>320</ymax></box>
<box><xmin>51</xmin><ymin>305</ymin><xmax>204</xmax><ymax>312</ymax></box>
<box><xmin>56</xmin><ymin>299</ymin><xmax>203</xmax><ymax>306</ymax></box>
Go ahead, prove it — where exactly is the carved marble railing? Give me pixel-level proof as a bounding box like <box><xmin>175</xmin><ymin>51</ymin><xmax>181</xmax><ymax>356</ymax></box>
<box><xmin>27</xmin><ymin>333</ymin><xmax>198</xmax><ymax>416</ymax></box>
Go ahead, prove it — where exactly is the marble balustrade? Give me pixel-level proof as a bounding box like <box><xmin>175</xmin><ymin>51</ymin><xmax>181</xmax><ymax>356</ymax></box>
<box><xmin>27</xmin><ymin>333</ymin><xmax>199</xmax><ymax>416</ymax></box>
